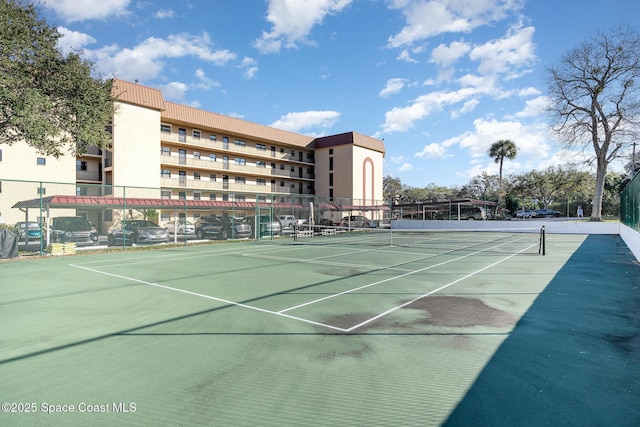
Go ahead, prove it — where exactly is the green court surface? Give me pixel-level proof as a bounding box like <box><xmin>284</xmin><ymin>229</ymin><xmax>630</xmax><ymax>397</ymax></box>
<box><xmin>1</xmin><ymin>230</ymin><xmax>638</xmax><ymax>426</ymax></box>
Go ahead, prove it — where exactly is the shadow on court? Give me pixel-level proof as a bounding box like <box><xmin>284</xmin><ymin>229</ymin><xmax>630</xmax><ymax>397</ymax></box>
<box><xmin>444</xmin><ymin>235</ymin><xmax>640</xmax><ymax>426</ymax></box>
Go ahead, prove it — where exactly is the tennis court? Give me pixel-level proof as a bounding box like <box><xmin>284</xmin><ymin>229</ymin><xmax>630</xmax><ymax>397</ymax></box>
<box><xmin>1</xmin><ymin>228</ymin><xmax>639</xmax><ymax>426</ymax></box>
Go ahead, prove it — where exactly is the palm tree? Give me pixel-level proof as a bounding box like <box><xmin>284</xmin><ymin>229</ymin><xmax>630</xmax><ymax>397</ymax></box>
<box><xmin>488</xmin><ymin>139</ymin><xmax>518</xmax><ymax>215</ymax></box>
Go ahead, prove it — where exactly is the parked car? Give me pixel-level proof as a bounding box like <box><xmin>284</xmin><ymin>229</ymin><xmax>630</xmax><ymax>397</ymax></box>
<box><xmin>107</xmin><ymin>220</ymin><xmax>169</xmax><ymax>246</ymax></box>
<box><xmin>533</xmin><ymin>209</ymin><xmax>562</xmax><ymax>218</ymax></box>
<box><xmin>194</xmin><ymin>215</ymin><xmax>252</xmax><ymax>240</ymax></box>
<box><xmin>435</xmin><ymin>206</ymin><xmax>486</xmax><ymax>220</ymax></box>
<box><xmin>340</xmin><ymin>215</ymin><xmax>375</xmax><ymax>228</ymax></box>
<box><xmin>165</xmin><ymin>220</ymin><xmax>195</xmax><ymax>235</ymax></box>
<box><xmin>242</xmin><ymin>215</ymin><xmax>282</xmax><ymax>237</ymax></box>
<box><xmin>278</xmin><ymin>215</ymin><xmax>308</xmax><ymax>230</ymax></box>
<box><xmin>515</xmin><ymin>210</ymin><xmax>534</xmax><ymax>219</ymax></box>
<box><xmin>50</xmin><ymin>216</ymin><xmax>98</xmax><ymax>245</ymax></box>
<box><xmin>15</xmin><ymin>221</ymin><xmax>42</xmax><ymax>242</ymax></box>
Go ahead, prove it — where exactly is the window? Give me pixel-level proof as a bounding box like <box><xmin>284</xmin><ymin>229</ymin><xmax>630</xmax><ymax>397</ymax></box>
<box><xmin>161</xmin><ymin>169</ymin><xmax>171</xmax><ymax>178</ymax></box>
<box><xmin>280</xmin><ymin>148</ymin><xmax>285</xmax><ymax>153</ymax></box>
<box><xmin>256</xmin><ymin>143</ymin><xmax>266</xmax><ymax>150</ymax></box>
<box><xmin>235</xmin><ymin>139</ymin><xmax>246</xmax><ymax>147</ymax></box>
<box><xmin>193</xmin><ymin>192</ymin><xmax>201</xmax><ymax>200</ymax></box>
<box><xmin>222</xmin><ymin>193</ymin><xmax>229</xmax><ymax>201</ymax></box>
<box><xmin>280</xmin><ymin>181</ymin><xmax>285</xmax><ymax>187</ymax></box>
<box><xmin>329</xmin><ymin>173</ymin><xmax>333</xmax><ymax>186</ymax></box>
<box><xmin>161</xmin><ymin>147</ymin><xmax>170</xmax><ymax>155</ymax></box>
<box><xmin>271</xmin><ymin>163</ymin><xmax>275</xmax><ymax>169</ymax></box>
<box><xmin>178</xmin><ymin>191</ymin><xmax>186</xmax><ymax>200</ymax></box>
<box><xmin>161</xmin><ymin>212</ymin><xmax>171</xmax><ymax>222</ymax></box>
<box><xmin>193</xmin><ymin>130</ymin><xmax>201</xmax><ymax>139</ymax></box>
<box><xmin>210</xmin><ymin>174</ymin><xmax>216</xmax><ymax>181</ymax></box>
<box><xmin>37</xmin><ymin>187</ymin><xmax>46</xmax><ymax>195</ymax></box>
<box><xmin>280</xmin><ymin>164</ymin><xmax>285</xmax><ymax>170</ymax></box>
<box><xmin>0</xmin><ymin>149</ymin><xmax>3</xmax><ymax>161</ymax></box>
<box><xmin>209</xmin><ymin>153</ymin><xmax>216</xmax><ymax>162</ymax></box>
<box><xmin>210</xmin><ymin>134</ymin><xmax>217</xmax><ymax>141</ymax></box>
<box><xmin>193</xmin><ymin>151</ymin><xmax>200</xmax><ymax>159</ymax></box>
<box><xmin>222</xmin><ymin>136</ymin><xmax>229</xmax><ymax>144</ymax></box>
<box><xmin>257</xmin><ymin>178</ymin><xmax>266</xmax><ymax>185</ymax></box>
<box><xmin>257</xmin><ymin>195</ymin><xmax>266</xmax><ymax>202</ymax></box>
<box><xmin>236</xmin><ymin>195</ymin><xmax>246</xmax><ymax>201</ymax></box>
<box><xmin>178</xmin><ymin>128</ymin><xmax>186</xmax><ymax>142</ymax></box>
<box><xmin>76</xmin><ymin>186</ymin><xmax>88</xmax><ymax>196</ymax></box>
<box><xmin>37</xmin><ymin>157</ymin><xmax>46</xmax><ymax>165</ymax></box>
<box><xmin>76</xmin><ymin>161</ymin><xmax>87</xmax><ymax>171</ymax></box>
<box><xmin>329</xmin><ymin>148</ymin><xmax>333</xmax><ymax>155</ymax></box>
<box><xmin>161</xmin><ymin>191</ymin><xmax>171</xmax><ymax>199</ymax></box>
<box><xmin>194</xmin><ymin>172</ymin><xmax>201</xmax><ymax>180</ymax></box>
<box><xmin>235</xmin><ymin>176</ymin><xmax>246</xmax><ymax>184</ymax></box>
<box><xmin>105</xmin><ymin>210</ymin><xmax>112</xmax><ymax>221</ymax></box>
<box><xmin>235</xmin><ymin>158</ymin><xmax>246</xmax><ymax>166</ymax></box>
<box><xmin>257</xmin><ymin>161</ymin><xmax>266</xmax><ymax>168</ymax></box>
<box><xmin>290</xmin><ymin>150</ymin><xmax>295</xmax><ymax>157</ymax></box>
<box><xmin>329</xmin><ymin>157</ymin><xmax>333</xmax><ymax>171</ymax></box>
<box><xmin>161</xmin><ymin>124</ymin><xmax>171</xmax><ymax>133</ymax></box>
<box><xmin>209</xmin><ymin>194</ymin><xmax>216</xmax><ymax>201</ymax></box>
<box><xmin>290</xmin><ymin>166</ymin><xmax>295</xmax><ymax>172</ymax></box>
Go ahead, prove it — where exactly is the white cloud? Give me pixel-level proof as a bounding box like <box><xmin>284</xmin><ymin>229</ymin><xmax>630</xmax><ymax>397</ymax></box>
<box><xmin>469</xmin><ymin>24</ymin><xmax>536</xmax><ymax>75</ymax></box>
<box><xmin>387</xmin><ymin>0</ymin><xmax>523</xmax><ymax>48</ymax></box>
<box><xmin>398</xmin><ymin>162</ymin><xmax>414</xmax><ymax>172</ymax></box>
<box><xmin>430</xmin><ymin>40</ymin><xmax>471</xmax><ymax>67</ymax></box>
<box><xmin>415</xmin><ymin>142</ymin><xmax>450</xmax><ymax>159</ymax></box>
<box><xmin>380</xmin><ymin>78</ymin><xmax>408</xmax><ymax>97</ymax></box>
<box><xmin>240</xmin><ymin>57</ymin><xmax>259</xmax><ymax>79</ymax></box>
<box><xmin>194</xmin><ymin>69</ymin><xmax>221</xmax><ymax>90</ymax></box>
<box><xmin>380</xmin><ymin>85</ymin><xmax>493</xmax><ymax>134</ymax></box>
<box><xmin>160</xmin><ymin>81</ymin><xmax>189</xmax><ymax>102</ymax></box>
<box><xmin>254</xmin><ymin>0</ymin><xmax>353</xmax><ymax>54</ymax></box>
<box><xmin>155</xmin><ymin>9</ymin><xmax>176</xmax><ymax>19</ymax></box>
<box><xmin>87</xmin><ymin>33</ymin><xmax>236</xmax><ymax>82</ymax></box>
<box><xmin>514</xmin><ymin>95</ymin><xmax>549</xmax><ymax>118</ymax></box>
<box><xmin>56</xmin><ymin>27</ymin><xmax>96</xmax><ymax>54</ymax></box>
<box><xmin>43</xmin><ymin>0</ymin><xmax>131</xmax><ymax>22</ymax></box>
<box><xmin>269</xmin><ymin>110</ymin><xmax>341</xmax><ymax>133</ymax></box>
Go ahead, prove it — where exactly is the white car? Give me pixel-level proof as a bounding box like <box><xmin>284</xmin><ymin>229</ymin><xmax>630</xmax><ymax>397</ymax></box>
<box><xmin>165</xmin><ymin>220</ymin><xmax>195</xmax><ymax>235</ymax></box>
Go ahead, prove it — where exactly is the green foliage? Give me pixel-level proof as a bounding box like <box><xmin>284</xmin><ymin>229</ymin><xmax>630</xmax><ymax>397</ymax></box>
<box><xmin>0</xmin><ymin>0</ymin><xmax>115</xmax><ymax>157</ymax></box>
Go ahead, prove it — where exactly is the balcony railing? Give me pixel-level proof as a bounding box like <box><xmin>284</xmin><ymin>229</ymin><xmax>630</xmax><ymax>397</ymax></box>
<box><xmin>160</xmin><ymin>132</ymin><xmax>314</xmax><ymax>163</ymax></box>
<box><xmin>76</xmin><ymin>170</ymin><xmax>102</xmax><ymax>182</ymax></box>
<box><xmin>161</xmin><ymin>154</ymin><xmax>314</xmax><ymax>180</ymax></box>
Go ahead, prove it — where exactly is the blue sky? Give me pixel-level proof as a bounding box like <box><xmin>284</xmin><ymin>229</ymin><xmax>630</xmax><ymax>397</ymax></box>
<box><xmin>41</xmin><ymin>0</ymin><xmax>638</xmax><ymax>188</ymax></box>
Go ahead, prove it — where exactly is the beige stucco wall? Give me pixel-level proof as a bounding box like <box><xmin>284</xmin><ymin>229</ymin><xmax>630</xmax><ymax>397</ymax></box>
<box><xmin>0</xmin><ymin>143</ymin><xmax>76</xmax><ymax>225</ymax></box>
<box><xmin>111</xmin><ymin>102</ymin><xmax>162</xmax><ymax>198</ymax></box>
<box><xmin>351</xmin><ymin>145</ymin><xmax>383</xmax><ymax>204</ymax></box>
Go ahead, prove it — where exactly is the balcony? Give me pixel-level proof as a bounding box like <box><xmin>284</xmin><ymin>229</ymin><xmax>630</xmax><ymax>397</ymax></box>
<box><xmin>76</xmin><ymin>170</ymin><xmax>102</xmax><ymax>182</ymax></box>
<box><xmin>160</xmin><ymin>154</ymin><xmax>315</xmax><ymax>180</ymax></box>
<box><xmin>160</xmin><ymin>132</ymin><xmax>314</xmax><ymax>164</ymax></box>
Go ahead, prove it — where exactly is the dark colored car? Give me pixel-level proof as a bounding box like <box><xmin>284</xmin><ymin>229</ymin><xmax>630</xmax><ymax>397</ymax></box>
<box><xmin>50</xmin><ymin>216</ymin><xmax>98</xmax><ymax>245</ymax></box>
<box><xmin>241</xmin><ymin>215</ymin><xmax>281</xmax><ymax>238</ymax></box>
<box><xmin>108</xmin><ymin>220</ymin><xmax>169</xmax><ymax>246</ymax></box>
<box><xmin>194</xmin><ymin>215</ymin><xmax>252</xmax><ymax>240</ymax></box>
<box><xmin>534</xmin><ymin>209</ymin><xmax>562</xmax><ymax>218</ymax></box>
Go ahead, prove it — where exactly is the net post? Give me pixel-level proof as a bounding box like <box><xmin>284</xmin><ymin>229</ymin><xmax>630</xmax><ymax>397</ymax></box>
<box><xmin>539</xmin><ymin>226</ymin><xmax>546</xmax><ymax>255</ymax></box>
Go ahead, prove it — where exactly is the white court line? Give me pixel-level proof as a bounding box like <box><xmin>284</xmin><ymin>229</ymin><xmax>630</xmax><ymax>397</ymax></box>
<box><xmin>277</xmin><ymin>235</ymin><xmax>530</xmax><ymax>315</ymax></box>
<box><xmin>344</xmin><ymin>241</ymin><xmax>538</xmax><ymax>332</ymax></box>
<box><xmin>69</xmin><ymin>234</ymin><xmax>536</xmax><ymax>332</ymax></box>
<box><xmin>68</xmin><ymin>263</ymin><xmax>350</xmax><ymax>332</ymax></box>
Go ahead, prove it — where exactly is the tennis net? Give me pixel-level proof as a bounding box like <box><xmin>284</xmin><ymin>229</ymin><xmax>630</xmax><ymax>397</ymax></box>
<box><xmin>291</xmin><ymin>225</ymin><xmax>546</xmax><ymax>255</ymax></box>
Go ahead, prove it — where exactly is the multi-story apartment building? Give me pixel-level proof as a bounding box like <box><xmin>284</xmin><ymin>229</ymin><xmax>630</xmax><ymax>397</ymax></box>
<box><xmin>0</xmin><ymin>79</ymin><xmax>385</xmax><ymax>231</ymax></box>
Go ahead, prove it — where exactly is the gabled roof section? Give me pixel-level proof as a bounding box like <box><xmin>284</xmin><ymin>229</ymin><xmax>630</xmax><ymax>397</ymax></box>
<box><xmin>112</xmin><ymin>79</ymin><xmax>166</xmax><ymax>111</ymax></box>
<box><xmin>312</xmin><ymin>132</ymin><xmax>385</xmax><ymax>155</ymax></box>
<box><xmin>162</xmin><ymin>102</ymin><xmax>315</xmax><ymax>148</ymax></box>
